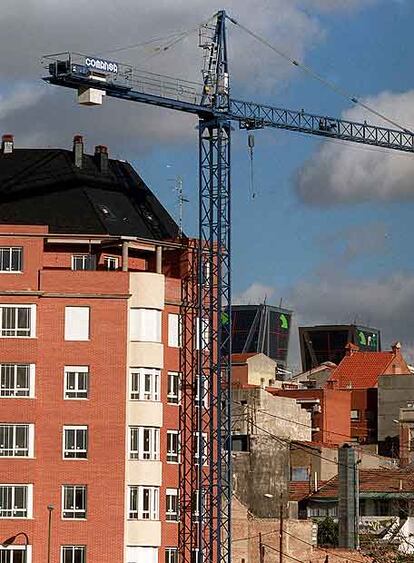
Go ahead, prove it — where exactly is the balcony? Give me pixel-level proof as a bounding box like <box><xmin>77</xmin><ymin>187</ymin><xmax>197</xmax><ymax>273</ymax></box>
<box><xmin>40</xmin><ymin>269</ymin><xmax>129</xmax><ymax>295</ymax></box>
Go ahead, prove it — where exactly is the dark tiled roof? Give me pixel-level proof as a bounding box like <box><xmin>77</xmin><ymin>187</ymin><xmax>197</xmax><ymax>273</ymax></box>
<box><xmin>0</xmin><ymin>148</ymin><xmax>179</xmax><ymax>240</ymax></box>
<box><xmin>311</xmin><ymin>469</ymin><xmax>414</xmax><ymax>499</ymax></box>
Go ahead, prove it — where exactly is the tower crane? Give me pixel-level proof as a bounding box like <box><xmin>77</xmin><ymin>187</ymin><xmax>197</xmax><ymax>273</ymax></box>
<box><xmin>42</xmin><ymin>10</ymin><xmax>414</xmax><ymax>563</ymax></box>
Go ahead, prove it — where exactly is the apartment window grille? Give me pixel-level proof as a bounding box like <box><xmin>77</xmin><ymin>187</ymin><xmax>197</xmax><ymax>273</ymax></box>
<box><xmin>71</xmin><ymin>255</ymin><xmax>96</xmax><ymax>271</ymax></box>
<box><xmin>104</xmin><ymin>256</ymin><xmax>118</xmax><ymax>271</ymax></box>
<box><xmin>0</xmin><ymin>546</ymin><xmax>29</xmax><ymax>563</ymax></box>
<box><xmin>167</xmin><ymin>431</ymin><xmax>180</xmax><ymax>463</ymax></box>
<box><xmin>166</xmin><ymin>489</ymin><xmax>179</xmax><ymax>522</ymax></box>
<box><xmin>0</xmin><ymin>364</ymin><xmax>33</xmax><ymax>397</ymax></box>
<box><xmin>0</xmin><ymin>485</ymin><xmax>32</xmax><ymax>518</ymax></box>
<box><xmin>0</xmin><ymin>247</ymin><xmax>22</xmax><ymax>272</ymax></box>
<box><xmin>165</xmin><ymin>548</ymin><xmax>178</xmax><ymax>563</ymax></box>
<box><xmin>0</xmin><ymin>305</ymin><xmax>35</xmax><ymax>338</ymax></box>
<box><xmin>128</xmin><ymin>486</ymin><xmax>159</xmax><ymax>520</ymax></box>
<box><xmin>61</xmin><ymin>546</ymin><xmax>86</xmax><ymax>563</ymax></box>
<box><xmin>167</xmin><ymin>372</ymin><xmax>180</xmax><ymax>405</ymax></box>
<box><xmin>130</xmin><ymin>368</ymin><xmax>160</xmax><ymax>401</ymax></box>
<box><xmin>64</xmin><ymin>367</ymin><xmax>89</xmax><ymax>400</ymax></box>
<box><xmin>63</xmin><ymin>427</ymin><xmax>88</xmax><ymax>459</ymax></box>
<box><xmin>62</xmin><ymin>485</ymin><xmax>87</xmax><ymax>519</ymax></box>
<box><xmin>193</xmin><ymin>432</ymin><xmax>208</xmax><ymax>465</ymax></box>
<box><xmin>0</xmin><ymin>424</ymin><xmax>33</xmax><ymax>457</ymax></box>
<box><xmin>129</xmin><ymin>427</ymin><xmax>159</xmax><ymax>460</ymax></box>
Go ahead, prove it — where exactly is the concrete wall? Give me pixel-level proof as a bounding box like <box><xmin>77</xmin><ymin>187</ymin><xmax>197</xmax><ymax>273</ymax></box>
<box><xmin>378</xmin><ymin>374</ymin><xmax>414</xmax><ymax>442</ymax></box>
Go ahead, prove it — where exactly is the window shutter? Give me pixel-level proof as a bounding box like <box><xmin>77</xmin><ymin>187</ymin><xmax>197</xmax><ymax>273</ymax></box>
<box><xmin>130</xmin><ymin>309</ymin><xmax>161</xmax><ymax>342</ymax></box>
<box><xmin>64</xmin><ymin>307</ymin><xmax>90</xmax><ymax>341</ymax></box>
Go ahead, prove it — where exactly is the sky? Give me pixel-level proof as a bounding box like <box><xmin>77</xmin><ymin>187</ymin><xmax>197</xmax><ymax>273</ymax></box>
<box><xmin>0</xmin><ymin>0</ymin><xmax>413</xmax><ymax>369</ymax></box>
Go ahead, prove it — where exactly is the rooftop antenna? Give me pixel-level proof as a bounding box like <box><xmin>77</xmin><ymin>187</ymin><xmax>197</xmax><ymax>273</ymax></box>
<box><xmin>169</xmin><ymin>175</ymin><xmax>189</xmax><ymax>238</ymax></box>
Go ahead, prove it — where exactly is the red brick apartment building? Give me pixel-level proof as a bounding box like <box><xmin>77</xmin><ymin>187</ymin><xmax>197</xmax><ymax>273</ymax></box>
<box><xmin>0</xmin><ymin>135</ymin><xmax>192</xmax><ymax>563</ymax></box>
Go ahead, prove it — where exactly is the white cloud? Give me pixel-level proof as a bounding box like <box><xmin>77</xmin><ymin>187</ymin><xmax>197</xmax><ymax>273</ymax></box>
<box><xmin>233</xmin><ymin>282</ymin><xmax>276</xmax><ymax>304</ymax></box>
<box><xmin>296</xmin><ymin>90</ymin><xmax>414</xmax><ymax>204</ymax></box>
<box><xmin>0</xmin><ymin>0</ymin><xmax>375</xmax><ymax>155</ymax></box>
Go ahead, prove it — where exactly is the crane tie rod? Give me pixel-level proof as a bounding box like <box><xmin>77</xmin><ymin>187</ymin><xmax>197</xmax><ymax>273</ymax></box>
<box><xmin>227</xmin><ymin>15</ymin><xmax>414</xmax><ymax>135</ymax></box>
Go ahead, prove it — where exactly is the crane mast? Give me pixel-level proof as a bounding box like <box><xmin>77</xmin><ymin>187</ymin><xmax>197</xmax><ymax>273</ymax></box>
<box><xmin>42</xmin><ymin>10</ymin><xmax>414</xmax><ymax>563</ymax></box>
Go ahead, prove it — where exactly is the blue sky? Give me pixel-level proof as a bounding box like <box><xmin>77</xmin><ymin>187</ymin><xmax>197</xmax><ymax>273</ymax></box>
<box><xmin>1</xmin><ymin>0</ymin><xmax>413</xmax><ymax>367</ymax></box>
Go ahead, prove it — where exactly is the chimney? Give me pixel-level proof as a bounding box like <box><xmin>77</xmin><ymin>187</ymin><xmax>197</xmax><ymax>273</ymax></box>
<box><xmin>345</xmin><ymin>343</ymin><xmax>359</xmax><ymax>357</ymax></box>
<box><xmin>73</xmin><ymin>135</ymin><xmax>84</xmax><ymax>168</ymax></box>
<box><xmin>2</xmin><ymin>134</ymin><xmax>14</xmax><ymax>154</ymax></box>
<box><xmin>392</xmin><ymin>341</ymin><xmax>402</xmax><ymax>355</ymax></box>
<box><xmin>95</xmin><ymin>144</ymin><xmax>109</xmax><ymax>174</ymax></box>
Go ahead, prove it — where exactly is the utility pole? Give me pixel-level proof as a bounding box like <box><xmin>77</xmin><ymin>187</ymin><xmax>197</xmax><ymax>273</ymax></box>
<box><xmin>259</xmin><ymin>532</ymin><xmax>265</xmax><ymax>563</ymax></box>
<box><xmin>279</xmin><ymin>494</ymin><xmax>284</xmax><ymax>563</ymax></box>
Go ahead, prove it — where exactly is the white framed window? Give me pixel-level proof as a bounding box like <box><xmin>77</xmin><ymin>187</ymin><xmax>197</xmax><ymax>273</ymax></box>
<box><xmin>127</xmin><ymin>547</ymin><xmax>157</xmax><ymax>563</ymax></box>
<box><xmin>128</xmin><ymin>486</ymin><xmax>159</xmax><ymax>520</ymax></box>
<box><xmin>64</xmin><ymin>367</ymin><xmax>89</xmax><ymax>400</ymax></box>
<box><xmin>129</xmin><ymin>427</ymin><xmax>159</xmax><ymax>460</ymax></box>
<box><xmin>0</xmin><ymin>305</ymin><xmax>36</xmax><ymax>338</ymax></box>
<box><xmin>63</xmin><ymin>426</ymin><xmax>88</xmax><ymax>459</ymax></box>
<box><xmin>0</xmin><ymin>545</ymin><xmax>32</xmax><ymax>563</ymax></box>
<box><xmin>193</xmin><ymin>432</ymin><xmax>208</xmax><ymax>465</ymax></box>
<box><xmin>166</xmin><ymin>488</ymin><xmax>179</xmax><ymax>522</ymax></box>
<box><xmin>167</xmin><ymin>430</ymin><xmax>180</xmax><ymax>463</ymax></box>
<box><xmin>104</xmin><ymin>256</ymin><xmax>119</xmax><ymax>271</ymax></box>
<box><xmin>165</xmin><ymin>548</ymin><xmax>178</xmax><ymax>563</ymax></box>
<box><xmin>129</xmin><ymin>308</ymin><xmax>161</xmax><ymax>342</ymax></box>
<box><xmin>0</xmin><ymin>247</ymin><xmax>23</xmax><ymax>273</ymax></box>
<box><xmin>0</xmin><ymin>484</ymin><xmax>33</xmax><ymax>518</ymax></box>
<box><xmin>64</xmin><ymin>307</ymin><xmax>90</xmax><ymax>341</ymax></box>
<box><xmin>129</xmin><ymin>368</ymin><xmax>160</xmax><ymax>401</ymax></box>
<box><xmin>195</xmin><ymin>317</ymin><xmax>209</xmax><ymax>350</ymax></box>
<box><xmin>0</xmin><ymin>424</ymin><xmax>34</xmax><ymax>457</ymax></box>
<box><xmin>62</xmin><ymin>485</ymin><xmax>87</xmax><ymax>519</ymax></box>
<box><xmin>167</xmin><ymin>372</ymin><xmax>180</xmax><ymax>405</ymax></box>
<box><xmin>195</xmin><ymin>374</ymin><xmax>208</xmax><ymax>408</ymax></box>
<box><xmin>61</xmin><ymin>546</ymin><xmax>86</xmax><ymax>563</ymax></box>
<box><xmin>0</xmin><ymin>363</ymin><xmax>34</xmax><ymax>397</ymax></box>
<box><xmin>192</xmin><ymin>549</ymin><xmax>201</xmax><ymax>563</ymax></box>
<box><xmin>192</xmin><ymin>489</ymin><xmax>200</xmax><ymax>518</ymax></box>
<box><xmin>168</xmin><ymin>314</ymin><xmax>182</xmax><ymax>348</ymax></box>
<box><xmin>71</xmin><ymin>255</ymin><xmax>96</xmax><ymax>271</ymax></box>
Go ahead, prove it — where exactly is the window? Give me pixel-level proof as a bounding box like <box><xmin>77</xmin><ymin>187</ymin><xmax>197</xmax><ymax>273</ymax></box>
<box><xmin>192</xmin><ymin>489</ymin><xmax>205</xmax><ymax>519</ymax></box>
<box><xmin>195</xmin><ymin>375</ymin><xmax>208</xmax><ymax>408</ymax></box>
<box><xmin>63</xmin><ymin>427</ymin><xmax>88</xmax><ymax>459</ymax></box>
<box><xmin>129</xmin><ymin>427</ymin><xmax>159</xmax><ymax>460</ymax></box>
<box><xmin>351</xmin><ymin>410</ymin><xmax>360</xmax><ymax>421</ymax></box>
<box><xmin>0</xmin><ymin>247</ymin><xmax>23</xmax><ymax>272</ymax></box>
<box><xmin>129</xmin><ymin>309</ymin><xmax>161</xmax><ymax>342</ymax></box>
<box><xmin>195</xmin><ymin>317</ymin><xmax>209</xmax><ymax>350</ymax></box>
<box><xmin>130</xmin><ymin>368</ymin><xmax>160</xmax><ymax>401</ymax></box>
<box><xmin>71</xmin><ymin>255</ymin><xmax>96</xmax><ymax>271</ymax></box>
<box><xmin>191</xmin><ymin>549</ymin><xmax>200</xmax><ymax>563</ymax></box>
<box><xmin>104</xmin><ymin>256</ymin><xmax>118</xmax><ymax>271</ymax></box>
<box><xmin>291</xmin><ymin>467</ymin><xmax>309</xmax><ymax>481</ymax></box>
<box><xmin>0</xmin><ymin>484</ymin><xmax>32</xmax><ymax>518</ymax></box>
<box><xmin>166</xmin><ymin>489</ymin><xmax>179</xmax><ymax>521</ymax></box>
<box><xmin>0</xmin><ymin>424</ymin><xmax>34</xmax><ymax>457</ymax></box>
<box><xmin>64</xmin><ymin>307</ymin><xmax>90</xmax><ymax>341</ymax></box>
<box><xmin>167</xmin><ymin>431</ymin><xmax>180</xmax><ymax>463</ymax></box>
<box><xmin>168</xmin><ymin>314</ymin><xmax>182</xmax><ymax>348</ymax></box>
<box><xmin>167</xmin><ymin>372</ymin><xmax>180</xmax><ymax>405</ymax></box>
<box><xmin>0</xmin><ymin>305</ymin><xmax>35</xmax><ymax>338</ymax></box>
<box><xmin>0</xmin><ymin>546</ymin><xmax>30</xmax><ymax>562</ymax></box>
<box><xmin>61</xmin><ymin>546</ymin><xmax>86</xmax><ymax>563</ymax></box>
<box><xmin>127</xmin><ymin>547</ymin><xmax>157</xmax><ymax>563</ymax></box>
<box><xmin>62</xmin><ymin>485</ymin><xmax>87</xmax><ymax>519</ymax></box>
<box><xmin>0</xmin><ymin>364</ymin><xmax>34</xmax><ymax>397</ymax></box>
<box><xmin>64</xmin><ymin>367</ymin><xmax>89</xmax><ymax>400</ymax></box>
<box><xmin>193</xmin><ymin>432</ymin><xmax>208</xmax><ymax>465</ymax></box>
<box><xmin>165</xmin><ymin>548</ymin><xmax>178</xmax><ymax>563</ymax></box>
<box><xmin>128</xmin><ymin>486</ymin><xmax>159</xmax><ymax>520</ymax></box>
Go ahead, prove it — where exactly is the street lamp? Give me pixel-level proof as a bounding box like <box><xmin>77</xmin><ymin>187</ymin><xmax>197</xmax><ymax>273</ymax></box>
<box><xmin>1</xmin><ymin>532</ymin><xmax>29</xmax><ymax>562</ymax></box>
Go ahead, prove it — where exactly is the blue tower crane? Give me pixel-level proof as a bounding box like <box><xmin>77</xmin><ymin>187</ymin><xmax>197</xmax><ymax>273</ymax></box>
<box><xmin>42</xmin><ymin>10</ymin><xmax>414</xmax><ymax>563</ymax></box>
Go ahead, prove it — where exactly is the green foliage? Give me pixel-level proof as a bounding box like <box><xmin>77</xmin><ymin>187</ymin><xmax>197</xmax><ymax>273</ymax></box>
<box><xmin>317</xmin><ymin>517</ymin><xmax>339</xmax><ymax>547</ymax></box>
